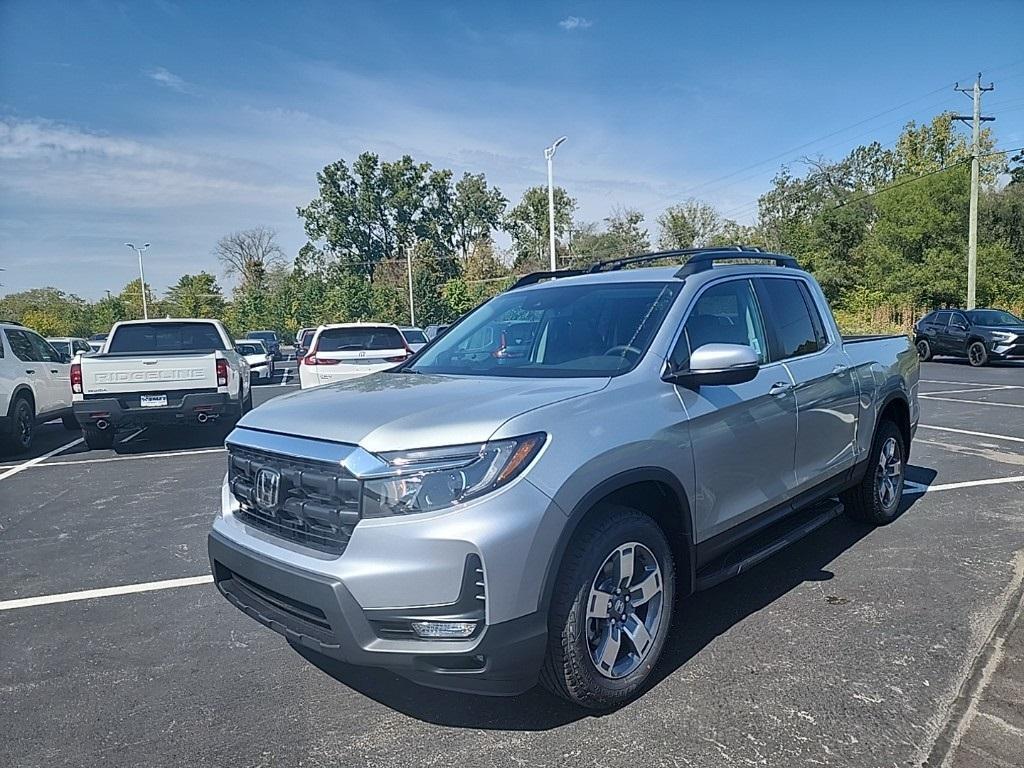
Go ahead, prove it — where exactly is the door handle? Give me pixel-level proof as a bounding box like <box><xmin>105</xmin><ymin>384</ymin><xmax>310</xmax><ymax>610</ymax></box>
<box><xmin>769</xmin><ymin>382</ymin><xmax>793</xmax><ymax>396</ymax></box>
<box><xmin>25</xmin><ymin>369</ymin><xmax>35</xmax><ymax>374</ymax></box>
<box><xmin>50</xmin><ymin>369</ymin><xmax>60</xmax><ymax>374</ymax></box>
<box><xmin>832</xmin><ymin>364</ymin><xmax>849</xmax><ymax>376</ymax></box>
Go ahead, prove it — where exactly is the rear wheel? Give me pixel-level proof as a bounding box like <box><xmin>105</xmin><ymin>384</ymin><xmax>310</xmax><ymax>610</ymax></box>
<box><xmin>916</xmin><ymin>339</ymin><xmax>933</xmax><ymax>361</ymax></box>
<box><xmin>968</xmin><ymin>341</ymin><xmax>988</xmax><ymax>367</ymax></box>
<box><xmin>82</xmin><ymin>424</ymin><xmax>114</xmax><ymax>450</ymax></box>
<box><xmin>1</xmin><ymin>397</ymin><xmax>35</xmax><ymax>454</ymax></box>
<box><xmin>541</xmin><ymin>505</ymin><xmax>675</xmax><ymax>709</ymax></box>
<box><xmin>841</xmin><ymin>420</ymin><xmax>905</xmax><ymax>525</ymax></box>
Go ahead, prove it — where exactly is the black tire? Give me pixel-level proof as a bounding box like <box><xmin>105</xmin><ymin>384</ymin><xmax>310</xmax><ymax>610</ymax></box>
<box><xmin>82</xmin><ymin>424</ymin><xmax>114</xmax><ymax>450</ymax></box>
<box><xmin>1</xmin><ymin>396</ymin><xmax>35</xmax><ymax>454</ymax></box>
<box><xmin>540</xmin><ymin>505</ymin><xmax>675</xmax><ymax>709</ymax></box>
<box><xmin>840</xmin><ymin>420</ymin><xmax>905</xmax><ymax>525</ymax></box>
<box><xmin>968</xmin><ymin>340</ymin><xmax>988</xmax><ymax>367</ymax></box>
<box><xmin>243</xmin><ymin>389</ymin><xmax>253</xmax><ymax>414</ymax></box>
<box><xmin>62</xmin><ymin>414</ymin><xmax>80</xmax><ymax>431</ymax></box>
<box><xmin>915</xmin><ymin>339</ymin><xmax>933</xmax><ymax>362</ymax></box>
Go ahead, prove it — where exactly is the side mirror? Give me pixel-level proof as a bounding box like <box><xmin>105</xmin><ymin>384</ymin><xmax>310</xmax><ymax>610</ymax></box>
<box><xmin>662</xmin><ymin>343</ymin><xmax>760</xmax><ymax>387</ymax></box>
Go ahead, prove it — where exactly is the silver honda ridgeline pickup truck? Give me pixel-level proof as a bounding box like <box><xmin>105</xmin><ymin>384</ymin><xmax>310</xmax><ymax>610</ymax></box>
<box><xmin>208</xmin><ymin>248</ymin><xmax>919</xmax><ymax>709</ymax></box>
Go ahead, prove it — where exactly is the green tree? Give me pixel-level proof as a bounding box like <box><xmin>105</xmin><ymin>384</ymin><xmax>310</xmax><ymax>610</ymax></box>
<box><xmin>215</xmin><ymin>227</ymin><xmax>286</xmax><ymax>291</ymax></box>
<box><xmin>504</xmin><ymin>185</ymin><xmax>575</xmax><ymax>270</ymax></box>
<box><xmin>452</xmin><ymin>173</ymin><xmax>507</xmax><ymax>259</ymax></box>
<box><xmin>0</xmin><ymin>288</ymin><xmax>91</xmax><ymax>336</ymax></box>
<box><xmin>165</xmin><ymin>272</ymin><xmax>226</xmax><ymax>318</ymax></box>
<box><xmin>657</xmin><ymin>199</ymin><xmax>723</xmax><ymax>249</ymax></box>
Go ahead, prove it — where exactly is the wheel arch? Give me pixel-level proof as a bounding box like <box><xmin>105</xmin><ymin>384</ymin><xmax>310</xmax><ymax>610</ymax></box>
<box><xmin>539</xmin><ymin>468</ymin><xmax>696</xmax><ymax>616</ymax></box>
<box><xmin>7</xmin><ymin>384</ymin><xmax>35</xmax><ymax>416</ymax></box>
<box><xmin>876</xmin><ymin>392</ymin><xmax>911</xmax><ymax>459</ymax></box>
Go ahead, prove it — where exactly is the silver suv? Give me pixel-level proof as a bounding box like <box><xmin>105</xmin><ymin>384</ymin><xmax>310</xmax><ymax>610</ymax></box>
<box><xmin>209</xmin><ymin>248</ymin><xmax>919</xmax><ymax>708</ymax></box>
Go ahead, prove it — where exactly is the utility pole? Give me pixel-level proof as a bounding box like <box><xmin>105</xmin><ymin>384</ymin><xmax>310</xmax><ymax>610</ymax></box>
<box><xmin>125</xmin><ymin>242</ymin><xmax>151</xmax><ymax>319</ymax></box>
<box><xmin>405</xmin><ymin>247</ymin><xmax>415</xmax><ymax>326</ymax></box>
<box><xmin>954</xmin><ymin>74</ymin><xmax>994</xmax><ymax>310</ymax></box>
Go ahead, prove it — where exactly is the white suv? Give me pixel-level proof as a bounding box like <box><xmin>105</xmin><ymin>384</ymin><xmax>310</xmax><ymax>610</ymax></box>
<box><xmin>1</xmin><ymin>321</ymin><xmax>77</xmax><ymax>453</ymax></box>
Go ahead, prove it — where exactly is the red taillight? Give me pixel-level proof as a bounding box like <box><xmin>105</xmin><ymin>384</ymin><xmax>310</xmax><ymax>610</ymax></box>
<box><xmin>385</xmin><ymin>354</ymin><xmax>409</xmax><ymax>363</ymax></box>
<box><xmin>302</xmin><ymin>355</ymin><xmax>340</xmax><ymax>366</ymax></box>
<box><xmin>70</xmin><ymin>363</ymin><xmax>83</xmax><ymax>394</ymax></box>
<box><xmin>216</xmin><ymin>358</ymin><xmax>228</xmax><ymax>387</ymax></box>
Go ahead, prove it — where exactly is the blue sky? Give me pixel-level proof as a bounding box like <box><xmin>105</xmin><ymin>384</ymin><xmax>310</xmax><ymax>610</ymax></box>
<box><xmin>2</xmin><ymin>0</ymin><xmax>1023</xmax><ymax>299</ymax></box>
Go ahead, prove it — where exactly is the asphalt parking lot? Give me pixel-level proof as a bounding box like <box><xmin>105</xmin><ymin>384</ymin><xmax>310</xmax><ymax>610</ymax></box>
<box><xmin>2</xmin><ymin>358</ymin><xmax>1023</xmax><ymax>767</ymax></box>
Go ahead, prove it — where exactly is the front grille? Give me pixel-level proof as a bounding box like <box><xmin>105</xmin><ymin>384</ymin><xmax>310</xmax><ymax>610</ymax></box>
<box><xmin>228</xmin><ymin>445</ymin><xmax>361</xmax><ymax>554</ymax></box>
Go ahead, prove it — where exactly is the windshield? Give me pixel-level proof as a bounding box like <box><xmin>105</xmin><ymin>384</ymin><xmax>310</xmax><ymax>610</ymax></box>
<box><xmin>402</xmin><ymin>329</ymin><xmax>427</xmax><ymax>344</ymax></box>
<box><xmin>409</xmin><ymin>281</ymin><xmax>680</xmax><ymax>378</ymax></box>
<box><xmin>967</xmin><ymin>310</ymin><xmax>1023</xmax><ymax>326</ymax></box>
<box><xmin>316</xmin><ymin>326</ymin><xmax>406</xmax><ymax>352</ymax></box>
<box><xmin>108</xmin><ymin>322</ymin><xmax>226</xmax><ymax>353</ymax></box>
<box><xmin>248</xmin><ymin>331</ymin><xmax>278</xmax><ymax>342</ymax></box>
<box><xmin>49</xmin><ymin>341</ymin><xmax>70</xmax><ymax>355</ymax></box>
<box><xmin>236</xmin><ymin>343</ymin><xmax>264</xmax><ymax>355</ymax></box>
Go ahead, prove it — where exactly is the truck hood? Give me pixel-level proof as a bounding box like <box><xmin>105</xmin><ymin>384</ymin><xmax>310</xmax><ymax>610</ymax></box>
<box><xmin>239</xmin><ymin>372</ymin><xmax>608</xmax><ymax>452</ymax></box>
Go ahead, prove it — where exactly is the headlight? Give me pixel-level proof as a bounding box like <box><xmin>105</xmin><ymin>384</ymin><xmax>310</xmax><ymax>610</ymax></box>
<box><xmin>990</xmin><ymin>331</ymin><xmax>1015</xmax><ymax>342</ymax></box>
<box><xmin>361</xmin><ymin>433</ymin><xmax>546</xmax><ymax>518</ymax></box>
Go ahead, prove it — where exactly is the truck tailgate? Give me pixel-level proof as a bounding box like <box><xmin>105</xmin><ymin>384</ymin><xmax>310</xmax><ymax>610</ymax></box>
<box><xmin>81</xmin><ymin>353</ymin><xmax>218</xmax><ymax>394</ymax></box>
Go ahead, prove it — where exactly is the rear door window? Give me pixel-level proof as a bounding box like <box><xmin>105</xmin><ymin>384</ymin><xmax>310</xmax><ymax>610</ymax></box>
<box><xmin>316</xmin><ymin>327</ymin><xmax>406</xmax><ymax>352</ymax></box>
<box><xmin>754</xmin><ymin>278</ymin><xmax>821</xmax><ymax>360</ymax></box>
<box><xmin>5</xmin><ymin>329</ymin><xmax>41</xmax><ymax>362</ymax></box>
<box><xmin>108</xmin><ymin>323</ymin><xmax>226</xmax><ymax>353</ymax></box>
<box><xmin>934</xmin><ymin>311</ymin><xmax>952</xmax><ymax>327</ymax></box>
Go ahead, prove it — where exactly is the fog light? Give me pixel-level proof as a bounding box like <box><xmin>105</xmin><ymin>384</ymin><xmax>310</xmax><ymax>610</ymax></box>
<box><xmin>410</xmin><ymin>621</ymin><xmax>477</xmax><ymax>639</ymax></box>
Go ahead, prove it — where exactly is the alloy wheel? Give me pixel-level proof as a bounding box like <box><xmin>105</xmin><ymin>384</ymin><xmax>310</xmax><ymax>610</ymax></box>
<box><xmin>586</xmin><ymin>542</ymin><xmax>665</xmax><ymax>679</ymax></box>
<box><xmin>968</xmin><ymin>343</ymin><xmax>985</xmax><ymax>366</ymax></box>
<box><xmin>876</xmin><ymin>436</ymin><xmax>902</xmax><ymax>510</ymax></box>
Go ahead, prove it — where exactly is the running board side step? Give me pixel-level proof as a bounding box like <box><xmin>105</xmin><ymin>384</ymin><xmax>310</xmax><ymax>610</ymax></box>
<box><xmin>694</xmin><ymin>500</ymin><xmax>844</xmax><ymax>591</ymax></box>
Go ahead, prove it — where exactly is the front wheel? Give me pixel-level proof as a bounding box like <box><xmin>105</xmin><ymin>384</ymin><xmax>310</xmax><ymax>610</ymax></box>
<box><xmin>841</xmin><ymin>420</ymin><xmax>905</xmax><ymax>525</ymax></box>
<box><xmin>541</xmin><ymin>506</ymin><xmax>675</xmax><ymax>709</ymax></box>
<box><xmin>968</xmin><ymin>341</ymin><xmax>988</xmax><ymax>367</ymax></box>
<box><xmin>916</xmin><ymin>339</ymin><xmax>933</xmax><ymax>362</ymax></box>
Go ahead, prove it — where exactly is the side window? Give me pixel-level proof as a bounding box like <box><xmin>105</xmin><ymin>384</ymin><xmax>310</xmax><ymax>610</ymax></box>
<box><xmin>951</xmin><ymin>313</ymin><xmax>969</xmax><ymax>329</ymax></box>
<box><xmin>672</xmin><ymin>279</ymin><xmax>768</xmax><ymax>368</ymax></box>
<box><xmin>28</xmin><ymin>332</ymin><xmax>61</xmax><ymax>362</ymax></box>
<box><xmin>934</xmin><ymin>311</ymin><xmax>952</xmax><ymax>327</ymax></box>
<box><xmin>75</xmin><ymin>340</ymin><xmax>90</xmax><ymax>354</ymax></box>
<box><xmin>755</xmin><ymin>278</ymin><xmax>821</xmax><ymax>360</ymax></box>
<box><xmin>5</xmin><ymin>329</ymin><xmax>41</xmax><ymax>362</ymax></box>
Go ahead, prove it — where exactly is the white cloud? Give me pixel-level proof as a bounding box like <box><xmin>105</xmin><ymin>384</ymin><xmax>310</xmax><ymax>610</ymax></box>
<box><xmin>558</xmin><ymin>16</ymin><xmax>592</xmax><ymax>31</ymax></box>
<box><xmin>146</xmin><ymin>67</ymin><xmax>191</xmax><ymax>93</ymax></box>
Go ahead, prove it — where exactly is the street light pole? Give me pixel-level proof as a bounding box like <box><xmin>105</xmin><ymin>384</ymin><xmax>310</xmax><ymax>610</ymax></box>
<box><xmin>125</xmin><ymin>242</ymin><xmax>151</xmax><ymax>319</ymax></box>
<box><xmin>545</xmin><ymin>136</ymin><xmax>567</xmax><ymax>271</ymax></box>
<box><xmin>406</xmin><ymin>247</ymin><xmax>415</xmax><ymax>326</ymax></box>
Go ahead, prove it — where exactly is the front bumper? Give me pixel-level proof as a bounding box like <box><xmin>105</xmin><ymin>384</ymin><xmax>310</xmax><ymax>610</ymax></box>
<box><xmin>989</xmin><ymin>341</ymin><xmax>1024</xmax><ymax>359</ymax></box>
<box><xmin>73</xmin><ymin>392</ymin><xmax>239</xmax><ymax>428</ymax></box>
<box><xmin>208</xmin><ymin>530</ymin><xmax>547</xmax><ymax>695</ymax></box>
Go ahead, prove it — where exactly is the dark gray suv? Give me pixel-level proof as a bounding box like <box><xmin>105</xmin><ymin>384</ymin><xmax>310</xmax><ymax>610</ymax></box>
<box><xmin>914</xmin><ymin>308</ymin><xmax>1024</xmax><ymax>366</ymax></box>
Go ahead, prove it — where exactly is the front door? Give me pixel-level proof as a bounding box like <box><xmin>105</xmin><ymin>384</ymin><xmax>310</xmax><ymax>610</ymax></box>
<box><xmin>669</xmin><ymin>278</ymin><xmax>798</xmax><ymax>541</ymax></box>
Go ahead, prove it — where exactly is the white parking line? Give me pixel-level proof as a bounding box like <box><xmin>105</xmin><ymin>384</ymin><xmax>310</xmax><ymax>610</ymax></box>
<box><xmin>119</xmin><ymin>428</ymin><xmax>146</xmax><ymax>444</ymax></box>
<box><xmin>0</xmin><ymin>446</ymin><xmax>226</xmax><ymax>470</ymax></box>
<box><xmin>0</xmin><ymin>437</ymin><xmax>83</xmax><ymax>482</ymax></box>
<box><xmin>917</xmin><ymin>424</ymin><xmax>1024</xmax><ymax>444</ymax></box>
<box><xmin>920</xmin><ymin>395</ymin><xmax>1024</xmax><ymax>409</ymax></box>
<box><xmin>905</xmin><ymin>475</ymin><xmax>1024</xmax><ymax>496</ymax></box>
<box><xmin>0</xmin><ymin>575</ymin><xmax>215</xmax><ymax>612</ymax></box>
<box><xmin>921</xmin><ymin>386</ymin><xmax>1015</xmax><ymax>396</ymax></box>
<box><xmin>921</xmin><ymin>379</ymin><xmax>1024</xmax><ymax>389</ymax></box>
<box><xmin>281</xmin><ymin>367</ymin><xmax>291</xmax><ymax>385</ymax></box>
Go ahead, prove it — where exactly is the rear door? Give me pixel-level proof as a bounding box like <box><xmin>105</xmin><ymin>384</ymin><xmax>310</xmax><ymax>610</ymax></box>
<box><xmin>27</xmin><ymin>332</ymin><xmax>71</xmax><ymax>412</ymax></box>
<box><xmin>308</xmin><ymin>326</ymin><xmax>408</xmax><ymax>386</ymax></box>
<box><xmin>931</xmin><ymin>311</ymin><xmax>953</xmax><ymax>353</ymax></box>
<box><xmin>669</xmin><ymin>278</ymin><xmax>799</xmax><ymax>540</ymax></box>
<box><xmin>945</xmin><ymin>312</ymin><xmax>970</xmax><ymax>355</ymax></box>
<box><xmin>754</xmin><ymin>276</ymin><xmax>859</xmax><ymax>489</ymax></box>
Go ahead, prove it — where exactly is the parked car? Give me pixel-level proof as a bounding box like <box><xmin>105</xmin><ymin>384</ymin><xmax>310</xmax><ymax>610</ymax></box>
<box><xmin>73</xmin><ymin>319</ymin><xmax>251</xmax><ymax>449</ymax></box>
<box><xmin>88</xmin><ymin>333</ymin><xmax>108</xmax><ymax>342</ymax></box>
<box><xmin>294</xmin><ymin>327</ymin><xmax>317</xmax><ymax>362</ymax></box>
<box><xmin>298</xmin><ymin>323</ymin><xmax>410</xmax><ymax>389</ymax></box>
<box><xmin>209</xmin><ymin>247</ymin><xmax>919</xmax><ymax>708</ymax></box>
<box><xmin>47</xmin><ymin>337</ymin><xmax>94</xmax><ymax>358</ymax></box>
<box><xmin>423</xmin><ymin>324</ymin><xmax>449</xmax><ymax>341</ymax></box>
<box><xmin>398</xmin><ymin>326</ymin><xmax>428</xmax><ymax>352</ymax></box>
<box><xmin>914</xmin><ymin>308</ymin><xmax>1024</xmax><ymax>366</ymax></box>
<box><xmin>1</xmin><ymin>321</ymin><xmax>76</xmax><ymax>452</ymax></box>
<box><xmin>235</xmin><ymin>339</ymin><xmax>274</xmax><ymax>381</ymax></box>
<box><xmin>87</xmin><ymin>340</ymin><xmax>104</xmax><ymax>354</ymax></box>
<box><xmin>246</xmin><ymin>330</ymin><xmax>282</xmax><ymax>360</ymax></box>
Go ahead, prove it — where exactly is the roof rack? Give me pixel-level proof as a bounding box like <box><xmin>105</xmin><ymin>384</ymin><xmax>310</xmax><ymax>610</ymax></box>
<box><xmin>505</xmin><ymin>245</ymin><xmax>799</xmax><ymax>292</ymax></box>
<box><xmin>673</xmin><ymin>249</ymin><xmax>799</xmax><ymax>278</ymax></box>
<box><xmin>507</xmin><ymin>269</ymin><xmax>586</xmax><ymax>290</ymax></box>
